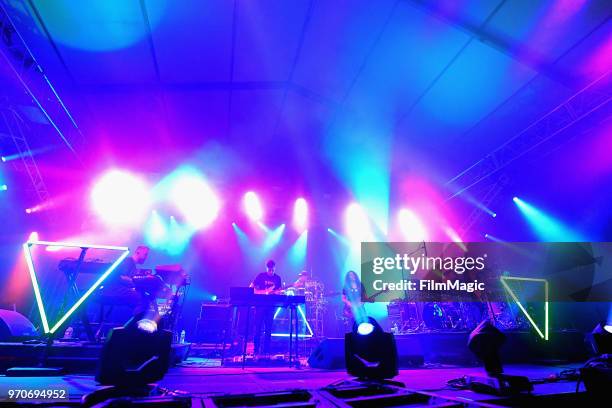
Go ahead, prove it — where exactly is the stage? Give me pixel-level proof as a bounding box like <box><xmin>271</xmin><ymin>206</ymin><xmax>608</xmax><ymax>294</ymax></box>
<box><xmin>0</xmin><ymin>0</ymin><xmax>611</xmax><ymax>406</ymax></box>
<box><xmin>0</xmin><ymin>362</ymin><xmax>589</xmax><ymax>406</ymax></box>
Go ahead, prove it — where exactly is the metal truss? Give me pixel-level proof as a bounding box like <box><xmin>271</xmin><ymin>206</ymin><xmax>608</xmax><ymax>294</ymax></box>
<box><xmin>0</xmin><ymin>106</ymin><xmax>50</xmax><ymax>206</ymax></box>
<box><xmin>448</xmin><ymin>70</ymin><xmax>612</xmax><ymax>201</ymax></box>
<box><xmin>0</xmin><ymin>1</ymin><xmax>82</xmax><ymax>158</ymax></box>
<box><xmin>458</xmin><ymin>173</ymin><xmax>509</xmax><ymax>238</ymax></box>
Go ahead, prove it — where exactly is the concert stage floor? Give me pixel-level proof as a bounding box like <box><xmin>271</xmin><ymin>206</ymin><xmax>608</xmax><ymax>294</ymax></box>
<box><xmin>0</xmin><ymin>361</ymin><xmax>586</xmax><ymax>406</ymax></box>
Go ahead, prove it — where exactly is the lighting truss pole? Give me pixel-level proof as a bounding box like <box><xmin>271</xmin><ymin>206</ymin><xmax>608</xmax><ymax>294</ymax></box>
<box><xmin>0</xmin><ymin>106</ymin><xmax>50</xmax><ymax>207</ymax></box>
<box><xmin>0</xmin><ymin>2</ymin><xmax>82</xmax><ymax>159</ymax></box>
<box><xmin>447</xmin><ymin>70</ymin><xmax>612</xmax><ymax>201</ymax></box>
<box><xmin>458</xmin><ymin>173</ymin><xmax>509</xmax><ymax>238</ymax></box>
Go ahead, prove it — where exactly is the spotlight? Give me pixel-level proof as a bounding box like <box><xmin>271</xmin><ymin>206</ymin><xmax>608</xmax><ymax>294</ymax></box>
<box><xmin>345</xmin><ymin>317</ymin><xmax>398</xmax><ymax>380</ymax></box>
<box><xmin>244</xmin><ymin>191</ymin><xmax>263</xmax><ymax>221</ymax></box>
<box><xmin>357</xmin><ymin>322</ymin><xmax>374</xmax><ymax>336</ymax></box>
<box><xmin>466</xmin><ymin>321</ymin><xmax>532</xmax><ymax>395</ymax></box>
<box><xmin>468</xmin><ymin>321</ymin><xmax>505</xmax><ymax>375</ymax></box>
<box><xmin>91</xmin><ymin>170</ymin><xmax>150</xmax><ymax>227</ymax></box>
<box><xmin>345</xmin><ymin>203</ymin><xmax>371</xmax><ymax>241</ymax></box>
<box><xmin>96</xmin><ymin>314</ymin><xmax>171</xmax><ymax>387</ymax></box>
<box><xmin>512</xmin><ymin>196</ymin><xmax>519</xmax><ymax>203</ymax></box>
<box><xmin>398</xmin><ymin>208</ymin><xmax>427</xmax><ymax>242</ymax></box>
<box><xmin>1</xmin><ymin>156</ymin><xmax>5</xmax><ymax>162</ymax></box>
<box><xmin>591</xmin><ymin>322</ymin><xmax>612</xmax><ymax>355</ymax></box>
<box><xmin>492</xmin><ymin>212</ymin><xmax>497</xmax><ymax>218</ymax></box>
<box><xmin>293</xmin><ymin>198</ymin><xmax>308</xmax><ymax>232</ymax></box>
<box><xmin>170</xmin><ymin>172</ymin><xmax>220</xmax><ymax>229</ymax></box>
<box><xmin>580</xmin><ymin>322</ymin><xmax>612</xmax><ymax>395</ymax></box>
<box><xmin>0</xmin><ymin>184</ymin><xmax>7</xmax><ymax>191</ymax></box>
<box><xmin>136</xmin><ymin>319</ymin><xmax>157</xmax><ymax>334</ymax></box>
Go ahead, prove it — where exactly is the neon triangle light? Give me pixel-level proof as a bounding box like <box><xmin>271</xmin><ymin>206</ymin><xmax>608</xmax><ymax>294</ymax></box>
<box><xmin>500</xmin><ymin>276</ymin><xmax>549</xmax><ymax>340</ymax></box>
<box><xmin>23</xmin><ymin>240</ymin><xmax>130</xmax><ymax>335</ymax></box>
<box><xmin>272</xmin><ymin>305</ymin><xmax>314</xmax><ymax>338</ymax></box>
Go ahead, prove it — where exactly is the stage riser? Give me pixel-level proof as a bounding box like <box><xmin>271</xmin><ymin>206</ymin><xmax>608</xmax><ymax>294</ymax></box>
<box><xmin>308</xmin><ymin>331</ymin><xmax>589</xmax><ymax>369</ymax></box>
<box><xmin>0</xmin><ymin>342</ymin><xmax>190</xmax><ymax>373</ymax></box>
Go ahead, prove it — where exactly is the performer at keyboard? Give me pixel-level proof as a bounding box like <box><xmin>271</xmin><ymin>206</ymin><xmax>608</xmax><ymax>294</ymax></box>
<box><xmin>100</xmin><ymin>245</ymin><xmax>160</xmax><ymax>315</ymax></box>
<box><xmin>250</xmin><ymin>259</ymin><xmax>283</xmax><ymax>356</ymax></box>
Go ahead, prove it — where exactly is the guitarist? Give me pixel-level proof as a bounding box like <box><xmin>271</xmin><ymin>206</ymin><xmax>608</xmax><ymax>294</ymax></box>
<box><xmin>341</xmin><ymin>270</ymin><xmax>388</xmax><ymax>332</ymax></box>
<box><xmin>250</xmin><ymin>259</ymin><xmax>283</xmax><ymax>356</ymax></box>
<box><xmin>341</xmin><ymin>270</ymin><xmax>370</xmax><ymax>331</ymax></box>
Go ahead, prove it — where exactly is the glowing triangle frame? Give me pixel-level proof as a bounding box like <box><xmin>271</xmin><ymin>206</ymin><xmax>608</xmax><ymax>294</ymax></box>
<box><xmin>23</xmin><ymin>240</ymin><xmax>130</xmax><ymax>335</ymax></box>
<box><xmin>272</xmin><ymin>305</ymin><xmax>314</xmax><ymax>338</ymax></box>
<box><xmin>500</xmin><ymin>276</ymin><xmax>549</xmax><ymax>340</ymax></box>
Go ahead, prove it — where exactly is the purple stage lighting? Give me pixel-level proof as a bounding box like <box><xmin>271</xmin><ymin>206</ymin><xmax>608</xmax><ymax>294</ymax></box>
<box><xmin>91</xmin><ymin>170</ymin><xmax>150</xmax><ymax>227</ymax></box>
<box><xmin>171</xmin><ymin>173</ymin><xmax>220</xmax><ymax>229</ymax></box>
<box><xmin>344</xmin><ymin>203</ymin><xmax>371</xmax><ymax>241</ymax></box>
<box><xmin>244</xmin><ymin>191</ymin><xmax>263</xmax><ymax>221</ymax></box>
<box><xmin>293</xmin><ymin>198</ymin><xmax>308</xmax><ymax>232</ymax></box>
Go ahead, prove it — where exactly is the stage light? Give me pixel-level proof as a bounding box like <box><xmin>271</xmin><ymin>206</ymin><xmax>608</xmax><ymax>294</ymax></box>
<box><xmin>1</xmin><ymin>156</ymin><xmax>5</xmax><ymax>162</ymax></box>
<box><xmin>580</xmin><ymin>322</ymin><xmax>612</xmax><ymax>396</ymax></box>
<box><xmin>170</xmin><ymin>172</ymin><xmax>220</xmax><ymax>229</ymax></box>
<box><xmin>591</xmin><ymin>322</ymin><xmax>612</xmax><ymax>355</ymax></box>
<box><xmin>91</xmin><ymin>170</ymin><xmax>150</xmax><ymax>227</ymax></box>
<box><xmin>443</xmin><ymin>226</ymin><xmax>466</xmax><ymax>251</ymax></box>
<box><xmin>287</xmin><ymin>230</ymin><xmax>308</xmax><ymax>267</ymax></box>
<box><xmin>513</xmin><ymin>196</ymin><xmax>583</xmax><ymax>241</ymax></box>
<box><xmin>357</xmin><ymin>322</ymin><xmax>374</xmax><ymax>336</ymax></box>
<box><xmin>96</xmin><ymin>319</ymin><xmax>172</xmax><ymax>387</ymax></box>
<box><xmin>398</xmin><ymin>208</ymin><xmax>427</xmax><ymax>241</ymax></box>
<box><xmin>468</xmin><ymin>321</ymin><xmax>506</xmax><ymax>375</ymax></box>
<box><xmin>345</xmin><ymin>317</ymin><xmax>398</xmax><ymax>380</ymax></box>
<box><xmin>0</xmin><ymin>184</ymin><xmax>7</xmax><ymax>191</ymax></box>
<box><xmin>244</xmin><ymin>191</ymin><xmax>263</xmax><ymax>221</ymax></box>
<box><xmin>144</xmin><ymin>211</ymin><xmax>167</xmax><ymax>249</ymax></box>
<box><xmin>293</xmin><ymin>198</ymin><xmax>308</xmax><ymax>232</ymax></box>
<box><xmin>345</xmin><ymin>203</ymin><xmax>371</xmax><ymax>241</ymax></box>
<box><xmin>466</xmin><ymin>321</ymin><xmax>533</xmax><ymax>394</ymax></box>
<box><xmin>492</xmin><ymin>212</ymin><xmax>497</xmax><ymax>218</ymax></box>
<box><xmin>136</xmin><ymin>319</ymin><xmax>157</xmax><ymax>334</ymax></box>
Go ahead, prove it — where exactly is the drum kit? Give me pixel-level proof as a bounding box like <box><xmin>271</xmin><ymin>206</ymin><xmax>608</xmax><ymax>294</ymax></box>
<box><xmin>285</xmin><ymin>278</ymin><xmax>327</xmax><ymax>338</ymax></box>
<box><xmin>387</xmin><ymin>298</ymin><xmax>529</xmax><ymax>333</ymax></box>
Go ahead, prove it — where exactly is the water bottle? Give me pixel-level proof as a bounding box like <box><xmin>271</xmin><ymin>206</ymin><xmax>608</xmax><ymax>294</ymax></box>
<box><xmin>179</xmin><ymin>330</ymin><xmax>186</xmax><ymax>344</ymax></box>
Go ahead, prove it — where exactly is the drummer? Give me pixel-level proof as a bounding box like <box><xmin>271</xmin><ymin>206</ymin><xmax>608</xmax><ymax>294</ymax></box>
<box><xmin>291</xmin><ymin>270</ymin><xmax>310</xmax><ymax>290</ymax></box>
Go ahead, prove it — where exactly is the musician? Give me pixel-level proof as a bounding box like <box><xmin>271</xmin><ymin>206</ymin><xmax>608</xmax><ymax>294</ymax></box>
<box><xmin>291</xmin><ymin>271</ymin><xmax>310</xmax><ymax>290</ymax></box>
<box><xmin>101</xmin><ymin>245</ymin><xmax>153</xmax><ymax>315</ymax></box>
<box><xmin>341</xmin><ymin>270</ymin><xmax>368</xmax><ymax>329</ymax></box>
<box><xmin>250</xmin><ymin>259</ymin><xmax>282</xmax><ymax>356</ymax></box>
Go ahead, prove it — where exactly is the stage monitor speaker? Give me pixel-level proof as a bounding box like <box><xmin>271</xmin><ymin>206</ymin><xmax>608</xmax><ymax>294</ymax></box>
<box><xmin>307</xmin><ymin>338</ymin><xmax>345</xmax><ymax>369</ymax></box>
<box><xmin>195</xmin><ymin>303</ymin><xmax>232</xmax><ymax>343</ymax></box>
<box><xmin>0</xmin><ymin>309</ymin><xmax>38</xmax><ymax>341</ymax></box>
<box><xmin>308</xmin><ymin>337</ymin><xmax>424</xmax><ymax>369</ymax></box>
